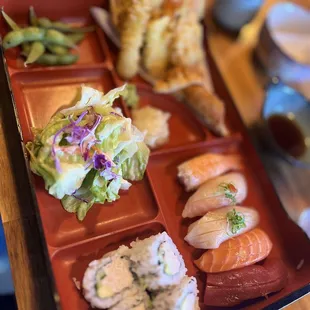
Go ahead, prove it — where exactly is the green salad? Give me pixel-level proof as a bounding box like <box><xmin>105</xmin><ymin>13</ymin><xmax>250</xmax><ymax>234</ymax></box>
<box><xmin>26</xmin><ymin>84</ymin><xmax>150</xmax><ymax>220</ymax></box>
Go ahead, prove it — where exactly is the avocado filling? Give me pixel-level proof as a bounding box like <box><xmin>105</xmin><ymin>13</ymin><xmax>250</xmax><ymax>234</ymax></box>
<box><xmin>158</xmin><ymin>241</ymin><xmax>181</xmax><ymax>275</ymax></box>
<box><xmin>181</xmin><ymin>293</ymin><xmax>196</xmax><ymax>310</ymax></box>
<box><xmin>96</xmin><ymin>257</ymin><xmax>133</xmax><ymax>299</ymax></box>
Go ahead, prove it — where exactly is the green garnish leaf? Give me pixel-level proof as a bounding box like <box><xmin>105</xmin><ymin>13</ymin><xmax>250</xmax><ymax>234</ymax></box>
<box><xmin>219</xmin><ymin>182</ymin><xmax>238</xmax><ymax>205</ymax></box>
<box><xmin>226</xmin><ymin>208</ymin><xmax>246</xmax><ymax>234</ymax></box>
<box><xmin>122</xmin><ymin>84</ymin><xmax>139</xmax><ymax>109</ymax></box>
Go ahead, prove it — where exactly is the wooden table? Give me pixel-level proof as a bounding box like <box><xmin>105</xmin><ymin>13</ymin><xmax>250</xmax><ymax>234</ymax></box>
<box><xmin>0</xmin><ymin>1</ymin><xmax>309</xmax><ymax>309</ymax></box>
<box><xmin>207</xmin><ymin>0</ymin><xmax>310</xmax><ymax>309</ymax></box>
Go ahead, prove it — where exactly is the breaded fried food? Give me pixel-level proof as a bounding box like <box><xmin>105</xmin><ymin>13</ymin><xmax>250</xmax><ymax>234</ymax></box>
<box><xmin>170</xmin><ymin>12</ymin><xmax>205</xmax><ymax>67</ymax></box>
<box><xmin>116</xmin><ymin>0</ymin><xmax>153</xmax><ymax>80</ymax></box>
<box><xmin>154</xmin><ymin>65</ymin><xmax>206</xmax><ymax>94</ymax></box>
<box><xmin>183</xmin><ymin>85</ymin><xmax>229</xmax><ymax>136</ymax></box>
<box><xmin>142</xmin><ymin>15</ymin><xmax>173</xmax><ymax>78</ymax></box>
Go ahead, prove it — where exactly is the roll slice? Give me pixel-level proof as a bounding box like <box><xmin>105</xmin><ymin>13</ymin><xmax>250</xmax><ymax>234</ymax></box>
<box><xmin>110</xmin><ymin>283</ymin><xmax>151</xmax><ymax>310</ymax></box>
<box><xmin>82</xmin><ymin>246</ymin><xmax>134</xmax><ymax>309</ymax></box>
<box><xmin>129</xmin><ymin>232</ymin><xmax>187</xmax><ymax>290</ymax></box>
<box><xmin>153</xmin><ymin>276</ymin><xmax>200</xmax><ymax>310</ymax></box>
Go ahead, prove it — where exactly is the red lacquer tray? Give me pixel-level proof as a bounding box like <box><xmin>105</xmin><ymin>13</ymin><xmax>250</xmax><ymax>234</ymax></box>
<box><xmin>1</xmin><ymin>1</ymin><xmax>309</xmax><ymax>309</ymax></box>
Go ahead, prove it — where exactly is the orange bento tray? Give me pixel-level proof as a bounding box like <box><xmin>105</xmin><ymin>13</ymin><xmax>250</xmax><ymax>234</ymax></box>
<box><xmin>1</xmin><ymin>1</ymin><xmax>309</xmax><ymax>309</ymax></box>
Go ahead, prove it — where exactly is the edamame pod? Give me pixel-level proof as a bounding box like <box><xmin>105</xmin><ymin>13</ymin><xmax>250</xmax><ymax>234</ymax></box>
<box><xmin>45</xmin><ymin>29</ymin><xmax>76</xmax><ymax>48</ymax></box>
<box><xmin>29</xmin><ymin>6</ymin><xmax>38</xmax><ymax>26</ymax></box>
<box><xmin>45</xmin><ymin>44</ymin><xmax>68</xmax><ymax>55</ymax></box>
<box><xmin>35</xmin><ymin>53</ymin><xmax>78</xmax><ymax>65</ymax></box>
<box><xmin>25</xmin><ymin>41</ymin><xmax>45</xmax><ymax>65</ymax></box>
<box><xmin>2</xmin><ymin>10</ymin><xmax>30</xmax><ymax>52</ymax></box>
<box><xmin>51</xmin><ymin>21</ymin><xmax>95</xmax><ymax>33</ymax></box>
<box><xmin>1</xmin><ymin>10</ymin><xmax>20</xmax><ymax>31</ymax></box>
<box><xmin>37</xmin><ymin>17</ymin><xmax>53</xmax><ymax>28</ymax></box>
<box><xmin>2</xmin><ymin>27</ymin><xmax>46</xmax><ymax>49</ymax></box>
<box><xmin>67</xmin><ymin>33</ymin><xmax>85</xmax><ymax>44</ymax></box>
<box><xmin>23</xmin><ymin>27</ymin><xmax>46</xmax><ymax>41</ymax></box>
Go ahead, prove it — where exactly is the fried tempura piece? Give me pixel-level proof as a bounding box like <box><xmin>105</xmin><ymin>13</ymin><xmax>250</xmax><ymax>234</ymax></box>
<box><xmin>110</xmin><ymin>0</ymin><xmax>126</xmax><ymax>30</ymax></box>
<box><xmin>116</xmin><ymin>0</ymin><xmax>152</xmax><ymax>80</ymax></box>
<box><xmin>170</xmin><ymin>12</ymin><xmax>205</xmax><ymax>67</ymax></box>
<box><xmin>154</xmin><ymin>65</ymin><xmax>206</xmax><ymax>93</ymax></box>
<box><xmin>183</xmin><ymin>85</ymin><xmax>229</xmax><ymax>136</ymax></box>
<box><xmin>142</xmin><ymin>15</ymin><xmax>173</xmax><ymax>79</ymax></box>
<box><xmin>180</xmin><ymin>0</ymin><xmax>207</xmax><ymax>20</ymax></box>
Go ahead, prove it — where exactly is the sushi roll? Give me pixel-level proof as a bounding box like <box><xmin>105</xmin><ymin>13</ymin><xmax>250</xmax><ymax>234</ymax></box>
<box><xmin>110</xmin><ymin>283</ymin><xmax>151</xmax><ymax>310</ymax></box>
<box><xmin>153</xmin><ymin>276</ymin><xmax>200</xmax><ymax>310</ymax></box>
<box><xmin>82</xmin><ymin>246</ymin><xmax>135</xmax><ymax>309</ymax></box>
<box><xmin>128</xmin><ymin>232</ymin><xmax>187</xmax><ymax>290</ymax></box>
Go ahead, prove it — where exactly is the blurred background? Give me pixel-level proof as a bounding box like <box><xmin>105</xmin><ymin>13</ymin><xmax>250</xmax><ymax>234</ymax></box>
<box><xmin>0</xmin><ymin>218</ymin><xmax>17</xmax><ymax>310</ymax></box>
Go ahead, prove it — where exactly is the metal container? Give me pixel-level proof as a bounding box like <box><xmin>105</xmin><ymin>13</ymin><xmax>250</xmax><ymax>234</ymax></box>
<box><xmin>213</xmin><ymin>0</ymin><xmax>263</xmax><ymax>32</ymax></box>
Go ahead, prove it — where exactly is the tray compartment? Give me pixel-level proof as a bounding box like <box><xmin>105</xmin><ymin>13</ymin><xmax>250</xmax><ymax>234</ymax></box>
<box><xmin>4</xmin><ymin>27</ymin><xmax>107</xmax><ymax>71</ymax></box>
<box><xmin>147</xmin><ymin>140</ymin><xmax>310</xmax><ymax>308</ymax></box>
<box><xmin>35</xmin><ymin>175</ymin><xmax>159</xmax><ymax>247</ymax></box>
<box><xmin>125</xmin><ymin>85</ymin><xmax>208</xmax><ymax>151</ymax></box>
<box><xmin>10</xmin><ymin>68</ymin><xmax>160</xmax><ymax>247</ymax></box>
<box><xmin>51</xmin><ymin>221</ymin><xmax>166</xmax><ymax>310</ymax></box>
<box><xmin>11</xmin><ymin>67</ymin><xmax>117</xmax><ymax>141</ymax></box>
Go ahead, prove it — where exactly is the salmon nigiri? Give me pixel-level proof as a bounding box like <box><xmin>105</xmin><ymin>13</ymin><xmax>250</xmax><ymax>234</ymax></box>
<box><xmin>178</xmin><ymin>153</ymin><xmax>242</xmax><ymax>191</ymax></box>
<box><xmin>184</xmin><ymin>206</ymin><xmax>259</xmax><ymax>249</ymax></box>
<box><xmin>183</xmin><ymin>172</ymin><xmax>247</xmax><ymax>218</ymax></box>
<box><xmin>195</xmin><ymin>228</ymin><xmax>273</xmax><ymax>273</ymax></box>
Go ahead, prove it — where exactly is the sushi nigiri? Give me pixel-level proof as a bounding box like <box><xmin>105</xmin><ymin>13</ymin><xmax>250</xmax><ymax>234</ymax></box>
<box><xmin>183</xmin><ymin>172</ymin><xmax>247</xmax><ymax>218</ymax></box>
<box><xmin>184</xmin><ymin>206</ymin><xmax>259</xmax><ymax>249</ymax></box>
<box><xmin>204</xmin><ymin>258</ymin><xmax>288</xmax><ymax>307</ymax></box>
<box><xmin>178</xmin><ymin>153</ymin><xmax>242</xmax><ymax>191</ymax></box>
<box><xmin>195</xmin><ymin>228</ymin><xmax>273</xmax><ymax>273</ymax></box>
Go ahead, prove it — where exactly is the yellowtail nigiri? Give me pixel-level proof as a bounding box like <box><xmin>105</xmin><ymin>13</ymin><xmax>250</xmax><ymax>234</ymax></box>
<box><xmin>184</xmin><ymin>206</ymin><xmax>259</xmax><ymax>249</ymax></box>
<box><xmin>178</xmin><ymin>153</ymin><xmax>243</xmax><ymax>192</ymax></box>
<box><xmin>183</xmin><ymin>172</ymin><xmax>248</xmax><ymax>218</ymax></box>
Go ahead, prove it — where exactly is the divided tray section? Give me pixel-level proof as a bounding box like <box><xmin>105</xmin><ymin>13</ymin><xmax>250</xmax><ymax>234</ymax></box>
<box><xmin>10</xmin><ymin>67</ymin><xmax>161</xmax><ymax>248</ymax></box>
<box><xmin>123</xmin><ymin>84</ymin><xmax>209</xmax><ymax>151</ymax></box>
<box><xmin>147</xmin><ymin>139</ymin><xmax>310</xmax><ymax>309</ymax></box>
<box><xmin>0</xmin><ymin>1</ymin><xmax>112</xmax><ymax>74</ymax></box>
<box><xmin>51</xmin><ymin>222</ymin><xmax>166</xmax><ymax>310</ymax></box>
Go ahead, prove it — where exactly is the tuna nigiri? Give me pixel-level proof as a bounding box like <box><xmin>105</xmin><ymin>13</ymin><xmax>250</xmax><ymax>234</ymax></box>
<box><xmin>195</xmin><ymin>228</ymin><xmax>273</xmax><ymax>273</ymax></box>
<box><xmin>204</xmin><ymin>258</ymin><xmax>288</xmax><ymax>307</ymax></box>
<box><xmin>183</xmin><ymin>172</ymin><xmax>247</xmax><ymax>218</ymax></box>
<box><xmin>178</xmin><ymin>153</ymin><xmax>243</xmax><ymax>191</ymax></box>
<box><xmin>184</xmin><ymin>206</ymin><xmax>259</xmax><ymax>249</ymax></box>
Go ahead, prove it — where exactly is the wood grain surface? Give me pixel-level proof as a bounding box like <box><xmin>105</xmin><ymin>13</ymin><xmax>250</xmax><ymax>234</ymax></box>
<box><xmin>207</xmin><ymin>0</ymin><xmax>310</xmax><ymax>308</ymax></box>
<box><xmin>0</xmin><ymin>0</ymin><xmax>309</xmax><ymax>309</ymax></box>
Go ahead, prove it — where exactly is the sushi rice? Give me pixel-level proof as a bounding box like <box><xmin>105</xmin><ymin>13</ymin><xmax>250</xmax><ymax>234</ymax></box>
<box><xmin>153</xmin><ymin>276</ymin><xmax>200</xmax><ymax>310</ymax></box>
<box><xmin>82</xmin><ymin>232</ymin><xmax>199</xmax><ymax>309</ymax></box>
<box><xmin>82</xmin><ymin>246</ymin><xmax>135</xmax><ymax>309</ymax></box>
<box><xmin>129</xmin><ymin>232</ymin><xmax>187</xmax><ymax>290</ymax></box>
<box><xmin>110</xmin><ymin>283</ymin><xmax>151</xmax><ymax>310</ymax></box>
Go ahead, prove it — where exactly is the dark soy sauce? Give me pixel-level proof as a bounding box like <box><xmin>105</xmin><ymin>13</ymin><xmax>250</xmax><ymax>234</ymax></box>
<box><xmin>267</xmin><ymin>114</ymin><xmax>306</xmax><ymax>158</ymax></box>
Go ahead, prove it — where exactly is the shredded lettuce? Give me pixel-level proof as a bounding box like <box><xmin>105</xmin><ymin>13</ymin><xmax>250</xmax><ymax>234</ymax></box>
<box><xmin>27</xmin><ymin>84</ymin><xmax>149</xmax><ymax>220</ymax></box>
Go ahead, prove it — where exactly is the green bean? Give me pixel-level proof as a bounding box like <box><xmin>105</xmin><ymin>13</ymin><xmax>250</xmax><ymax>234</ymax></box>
<box><xmin>24</xmin><ymin>41</ymin><xmax>45</xmax><ymax>65</ymax></box>
<box><xmin>45</xmin><ymin>29</ymin><xmax>76</xmax><ymax>48</ymax></box>
<box><xmin>45</xmin><ymin>44</ymin><xmax>68</xmax><ymax>55</ymax></box>
<box><xmin>35</xmin><ymin>53</ymin><xmax>79</xmax><ymax>65</ymax></box>
<box><xmin>67</xmin><ymin>33</ymin><xmax>85</xmax><ymax>44</ymax></box>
